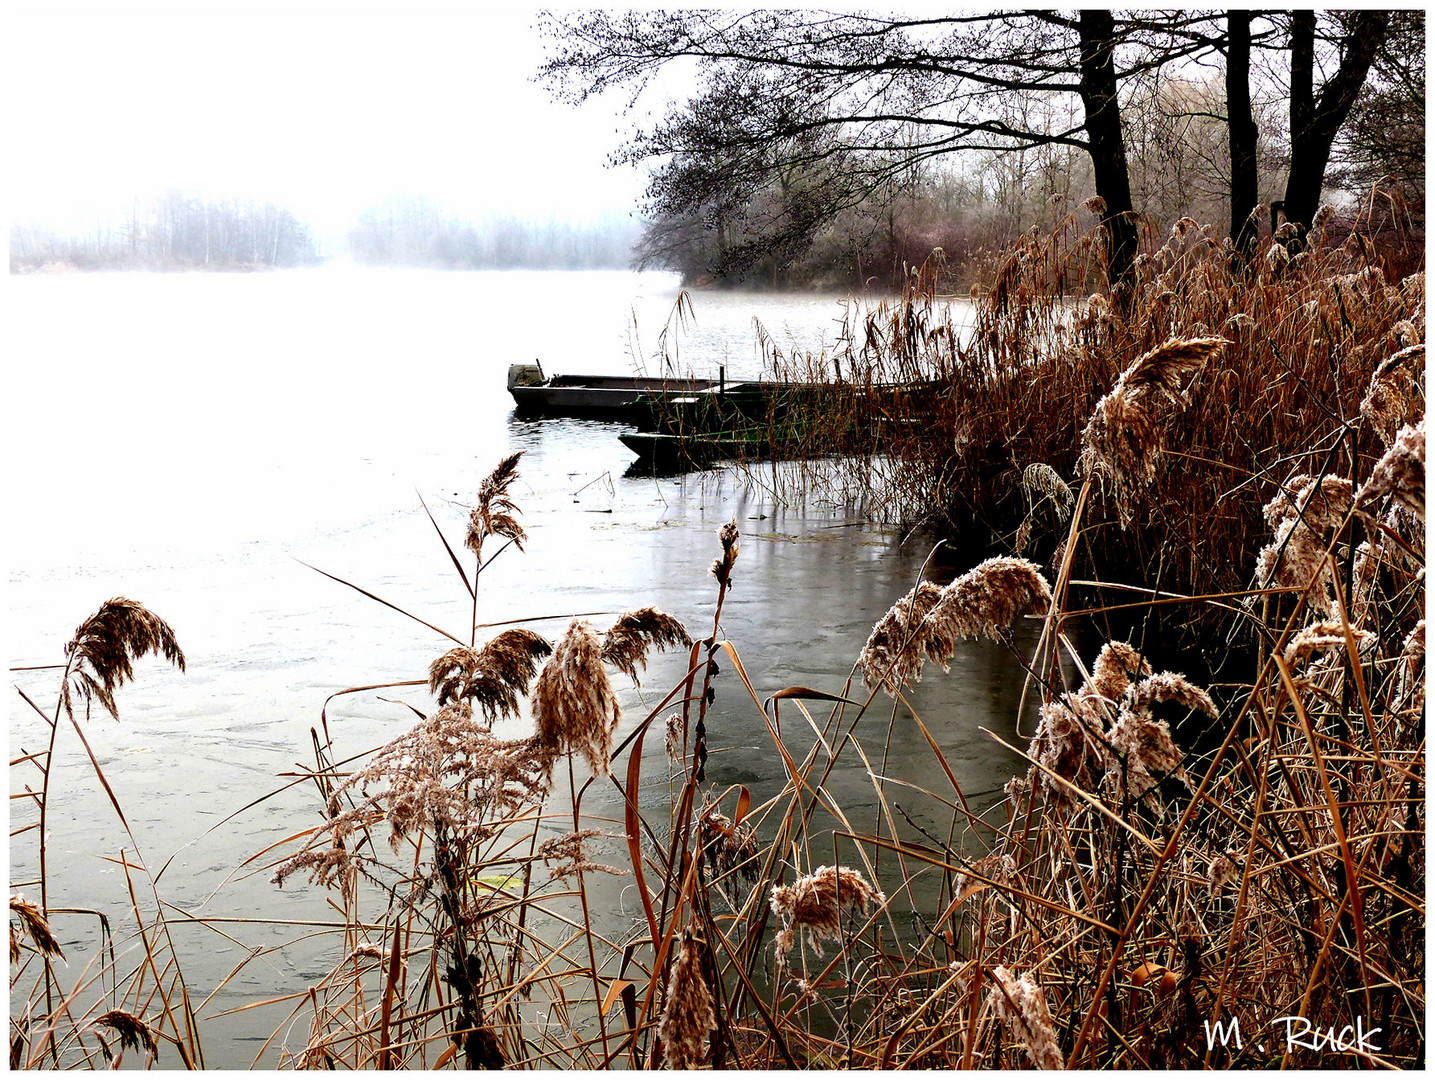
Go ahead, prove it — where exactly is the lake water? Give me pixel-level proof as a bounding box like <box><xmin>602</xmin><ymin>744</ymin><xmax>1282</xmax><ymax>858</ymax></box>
<box><xmin>7</xmin><ymin>268</ymin><xmax>1032</xmax><ymax>1066</ymax></box>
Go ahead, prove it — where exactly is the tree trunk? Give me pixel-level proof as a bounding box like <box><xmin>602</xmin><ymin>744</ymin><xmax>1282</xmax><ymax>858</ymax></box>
<box><xmin>1227</xmin><ymin>10</ymin><xmax>1259</xmax><ymax>255</ymax></box>
<box><xmin>1078</xmin><ymin>10</ymin><xmax>1138</xmax><ymax>288</ymax></box>
<box><xmin>1284</xmin><ymin>10</ymin><xmax>1391</xmax><ymax>230</ymax></box>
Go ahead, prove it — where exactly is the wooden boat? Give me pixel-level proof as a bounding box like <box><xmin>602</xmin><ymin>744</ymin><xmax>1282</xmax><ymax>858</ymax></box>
<box><xmin>619</xmin><ymin>382</ymin><xmax>824</xmax><ymax>472</ymax></box>
<box><xmin>618</xmin><ymin>377</ymin><xmax>930</xmax><ymax>472</ymax></box>
<box><xmin>618</xmin><ymin>429</ymin><xmax>783</xmax><ymax>472</ymax></box>
<box><xmin>507</xmin><ymin>363</ymin><xmax>719</xmax><ymax>420</ymax></box>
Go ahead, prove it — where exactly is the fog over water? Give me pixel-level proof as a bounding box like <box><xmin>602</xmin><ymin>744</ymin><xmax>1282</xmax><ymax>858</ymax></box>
<box><xmin>9</xmin><ymin>5</ymin><xmax>651</xmax><ymax>239</ymax></box>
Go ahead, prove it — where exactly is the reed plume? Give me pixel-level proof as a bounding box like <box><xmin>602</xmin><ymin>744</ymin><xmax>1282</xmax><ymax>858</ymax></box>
<box><xmin>466</xmin><ymin>450</ymin><xmax>526</xmax><ymax>559</ymax></box>
<box><xmin>532</xmin><ymin>619</ymin><xmax>620</xmax><ymax>778</ymax></box>
<box><xmin>1124</xmin><ymin>671</ymin><xmax>1218</xmax><ymax>718</ymax></box>
<box><xmin>1022</xmin><ymin>463</ymin><xmax>1075</xmax><ymax>514</ymax></box>
<box><xmin>658</xmin><ymin>928</ymin><xmax>716</xmax><ymax>1070</ymax></box>
<box><xmin>601</xmin><ymin>607</ymin><xmax>691</xmax><ymax>684</ymax></box>
<box><xmin>1394</xmin><ymin>620</ymin><xmax>1426</xmax><ymax>730</ymax></box>
<box><xmin>860</xmin><ymin>558</ymin><xmax>1050</xmax><ymax>693</ymax></box>
<box><xmin>1105</xmin><ymin>672</ymin><xmax>1216</xmax><ymax>801</ymax></box>
<box><xmin>1283</xmin><ymin>621</ymin><xmax>1378</xmax><ymax>666</ymax></box>
<box><xmin>1360</xmin><ymin>343</ymin><xmax>1425</xmax><ymax>444</ymax></box>
<box><xmin>1209</xmin><ymin>853</ymin><xmax>1239</xmax><ymax>895</ymax></box>
<box><xmin>1255</xmin><ymin>474</ymin><xmax>1356</xmax><ymax>612</ymax></box>
<box><xmin>920</xmin><ymin>557</ymin><xmax>1053</xmax><ymax>666</ymax></box>
<box><xmin>9</xmin><ymin>895</ymin><xmax>62</xmax><ymax>959</ymax></box>
<box><xmin>711</xmin><ymin>519</ymin><xmax>740</xmax><ymax>587</ymax></box>
<box><xmin>537</xmin><ymin>829</ymin><xmax>622</xmax><ymax>883</ymax></box>
<box><xmin>1089</xmin><ymin>640</ymin><xmax>1152</xmax><ymax>701</ymax></box>
<box><xmin>1024</xmin><ymin>643</ymin><xmax>1214</xmax><ymax>806</ymax></box>
<box><xmin>428</xmin><ymin>628</ymin><xmax>551</xmax><ymax>717</ymax></box>
<box><xmin>1359</xmin><ymin>416</ymin><xmax>1425</xmax><ymax>520</ymax></box>
<box><xmin>273</xmin><ymin>701</ymin><xmax>552</xmax><ymax>879</ymax></box>
<box><xmin>770</xmin><ymin>865</ymin><xmax>885</xmax><ymax>964</ymax></box>
<box><xmin>698</xmin><ymin>807</ymin><xmax>759</xmax><ymax>890</ymax></box>
<box><xmin>91</xmin><ymin>1010</ymin><xmax>160</xmax><ymax>1063</ymax></box>
<box><xmin>858</xmin><ymin>580</ymin><xmax>944</xmax><ymax>693</ymax></box>
<box><xmin>987</xmin><ymin>966</ymin><xmax>1064</xmax><ymax>1069</ymax></box>
<box><xmin>61</xmin><ymin>597</ymin><xmax>185</xmax><ymax>720</ymax></box>
<box><xmin>1079</xmin><ymin>337</ymin><xmax>1227</xmax><ymax>526</ymax></box>
<box><xmin>1027</xmin><ymin>694</ymin><xmax>1109</xmax><ymax>804</ymax></box>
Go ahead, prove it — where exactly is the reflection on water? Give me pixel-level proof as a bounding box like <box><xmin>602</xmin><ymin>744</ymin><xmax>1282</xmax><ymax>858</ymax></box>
<box><xmin>8</xmin><ymin>269</ymin><xmax>1022</xmax><ymax>1065</ymax></box>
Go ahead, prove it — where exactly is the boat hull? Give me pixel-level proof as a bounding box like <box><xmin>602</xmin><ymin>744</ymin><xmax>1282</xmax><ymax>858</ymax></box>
<box><xmin>508</xmin><ymin>371</ymin><xmax>719</xmax><ymax>421</ymax></box>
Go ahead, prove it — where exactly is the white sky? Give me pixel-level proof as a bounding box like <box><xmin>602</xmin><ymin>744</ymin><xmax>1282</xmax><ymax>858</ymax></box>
<box><xmin>8</xmin><ymin>4</ymin><xmax>663</xmax><ymax>236</ymax></box>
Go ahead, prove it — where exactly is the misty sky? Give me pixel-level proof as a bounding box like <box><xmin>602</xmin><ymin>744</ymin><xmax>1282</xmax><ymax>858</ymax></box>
<box><xmin>9</xmin><ymin>5</ymin><xmax>661</xmax><ymax>236</ymax></box>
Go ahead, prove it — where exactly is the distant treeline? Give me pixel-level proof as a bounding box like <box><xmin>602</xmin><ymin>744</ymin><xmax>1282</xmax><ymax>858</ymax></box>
<box><xmin>10</xmin><ymin>193</ymin><xmax>643</xmax><ymax>273</ymax></box>
<box><xmin>10</xmin><ymin>193</ymin><xmax>320</xmax><ymax>272</ymax></box>
<box><xmin>346</xmin><ymin>196</ymin><xmax>642</xmax><ymax>270</ymax></box>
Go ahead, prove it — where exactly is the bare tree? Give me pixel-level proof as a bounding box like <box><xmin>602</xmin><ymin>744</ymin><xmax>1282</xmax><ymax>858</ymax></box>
<box><xmin>539</xmin><ymin>10</ymin><xmax>1225</xmax><ymax>287</ymax></box>
<box><xmin>1282</xmin><ymin>9</ymin><xmax>1391</xmax><ymax>231</ymax></box>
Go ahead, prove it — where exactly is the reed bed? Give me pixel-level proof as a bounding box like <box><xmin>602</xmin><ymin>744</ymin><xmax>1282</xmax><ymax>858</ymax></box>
<box><xmin>10</xmin><ymin>211</ymin><xmax>1423</xmax><ymax>1069</ymax></box>
<box><xmin>760</xmin><ymin>200</ymin><xmax>1423</xmax><ymax>604</ymax></box>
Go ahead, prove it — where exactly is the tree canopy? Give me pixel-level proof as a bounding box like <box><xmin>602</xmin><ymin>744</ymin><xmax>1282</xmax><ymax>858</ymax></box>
<box><xmin>539</xmin><ymin>9</ymin><xmax>1413</xmax><ymax>288</ymax></box>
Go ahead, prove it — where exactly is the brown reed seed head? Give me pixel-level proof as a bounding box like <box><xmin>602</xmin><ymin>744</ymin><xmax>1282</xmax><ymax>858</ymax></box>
<box><xmin>711</xmin><ymin>519</ymin><xmax>740</xmax><ymax>586</ymax></box>
<box><xmin>1255</xmin><ymin>474</ymin><xmax>1356</xmax><ymax>609</ymax></box>
<box><xmin>859</xmin><ymin>580</ymin><xmax>944</xmax><ymax>692</ymax></box>
<box><xmin>920</xmin><ymin>557</ymin><xmax>1053</xmax><ymax>666</ymax></box>
<box><xmin>428</xmin><ymin>628</ymin><xmax>552</xmax><ymax>717</ymax></box>
<box><xmin>1089</xmin><ymin>640</ymin><xmax>1152</xmax><ymax>701</ymax></box>
<box><xmin>466</xmin><ymin>451</ymin><xmax>527</xmax><ymax>559</ymax></box>
<box><xmin>537</xmin><ymin>829</ymin><xmax>623</xmax><ymax>883</ymax></box>
<box><xmin>92</xmin><ymin>1010</ymin><xmax>160</xmax><ymax>1060</ymax></box>
<box><xmin>1021</xmin><ymin>462</ymin><xmax>1074</xmax><ymax>521</ymax></box>
<box><xmin>658</xmin><ymin>928</ymin><xmax>717</xmax><ymax>1070</ymax></box>
<box><xmin>861</xmin><ymin>559</ymin><xmax>1051</xmax><ymax>694</ymax></box>
<box><xmin>1359</xmin><ymin>416</ymin><xmax>1425</xmax><ymax>521</ymax></box>
<box><xmin>663</xmin><ymin>711</ymin><xmax>684</xmax><ymax>763</ymax></box>
<box><xmin>1026</xmin><ymin>694</ymin><xmax>1108</xmax><ymax>803</ymax></box>
<box><xmin>62</xmin><ymin>597</ymin><xmax>185</xmax><ymax>720</ymax></box>
<box><xmin>770</xmin><ymin>865</ymin><xmax>885</xmax><ymax>961</ymax></box>
<box><xmin>988</xmin><ymin>966</ymin><xmax>1064</xmax><ymax>1070</ymax></box>
<box><xmin>1364</xmin><ymin>345</ymin><xmax>1426</xmax><ymax>438</ymax></box>
<box><xmin>1209</xmin><ymin>853</ymin><xmax>1239</xmax><ymax>894</ymax></box>
<box><xmin>1078</xmin><ymin>337</ymin><xmax>1227</xmax><ymax>525</ymax></box>
<box><xmin>1125</xmin><ymin>671</ymin><xmax>1219</xmax><ymax>719</ymax></box>
<box><xmin>601</xmin><ymin>607</ymin><xmax>691</xmax><ymax>685</ymax></box>
<box><xmin>9</xmin><ymin>894</ymin><xmax>63</xmax><ymax>958</ymax></box>
<box><xmin>1283</xmin><ymin>621</ymin><xmax>1377</xmax><ymax>666</ymax></box>
<box><xmin>273</xmin><ymin>701</ymin><xmax>554</xmax><ymax>879</ymax></box>
<box><xmin>1104</xmin><ymin>672</ymin><xmax>1215</xmax><ymax>801</ymax></box>
<box><xmin>698</xmin><ymin>808</ymin><xmax>759</xmax><ymax>888</ymax></box>
<box><xmin>531</xmin><ymin>619</ymin><xmax>620</xmax><ymax>778</ymax></box>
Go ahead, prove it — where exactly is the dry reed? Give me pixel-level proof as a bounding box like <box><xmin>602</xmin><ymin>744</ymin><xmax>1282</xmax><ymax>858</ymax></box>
<box><xmin>658</xmin><ymin>928</ymin><xmax>717</xmax><ymax>1069</ymax></box>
